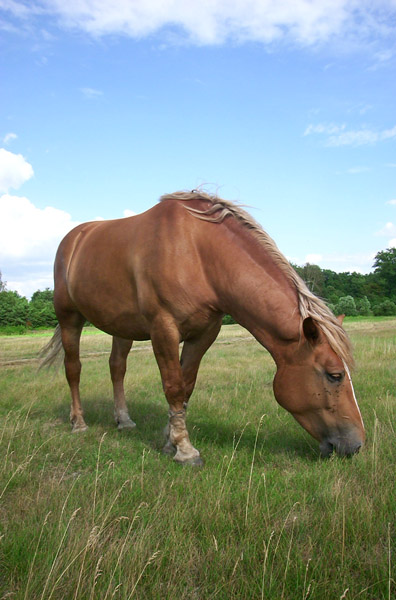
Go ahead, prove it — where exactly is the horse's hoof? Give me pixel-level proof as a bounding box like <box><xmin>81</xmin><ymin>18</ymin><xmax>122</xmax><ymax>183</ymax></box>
<box><xmin>174</xmin><ymin>455</ymin><xmax>204</xmax><ymax>467</ymax></box>
<box><xmin>117</xmin><ymin>420</ymin><xmax>136</xmax><ymax>431</ymax></box>
<box><xmin>162</xmin><ymin>442</ymin><xmax>176</xmax><ymax>456</ymax></box>
<box><xmin>71</xmin><ymin>423</ymin><xmax>88</xmax><ymax>433</ymax></box>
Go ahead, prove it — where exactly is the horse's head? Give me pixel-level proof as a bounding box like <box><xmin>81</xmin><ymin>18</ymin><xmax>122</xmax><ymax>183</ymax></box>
<box><xmin>273</xmin><ymin>317</ymin><xmax>365</xmax><ymax>457</ymax></box>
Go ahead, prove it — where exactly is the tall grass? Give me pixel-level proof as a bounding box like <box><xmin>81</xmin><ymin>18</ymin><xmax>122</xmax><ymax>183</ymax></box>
<box><xmin>0</xmin><ymin>319</ymin><xmax>395</xmax><ymax>599</ymax></box>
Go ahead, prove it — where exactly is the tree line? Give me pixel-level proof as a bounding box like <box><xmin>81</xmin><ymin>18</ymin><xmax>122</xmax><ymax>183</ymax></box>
<box><xmin>1</xmin><ymin>247</ymin><xmax>396</xmax><ymax>332</ymax></box>
<box><xmin>0</xmin><ymin>280</ymin><xmax>57</xmax><ymax>333</ymax></box>
<box><xmin>292</xmin><ymin>246</ymin><xmax>396</xmax><ymax>316</ymax></box>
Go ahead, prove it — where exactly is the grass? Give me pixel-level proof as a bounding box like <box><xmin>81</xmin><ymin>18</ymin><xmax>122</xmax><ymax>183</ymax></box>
<box><xmin>0</xmin><ymin>319</ymin><xmax>395</xmax><ymax>599</ymax></box>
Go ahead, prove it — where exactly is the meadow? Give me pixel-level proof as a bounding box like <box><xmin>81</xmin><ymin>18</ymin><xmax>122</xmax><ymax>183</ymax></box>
<box><xmin>0</xmin><ymin>318</ymin><xmax>395</xmax><ymax>599</ymax></box>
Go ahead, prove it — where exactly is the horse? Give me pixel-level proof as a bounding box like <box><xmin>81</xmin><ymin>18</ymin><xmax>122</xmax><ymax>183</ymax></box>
<box><xmin>40</xmin><ymin>190</ymin><xmax>365</xmax><ymax>465</ymax></box>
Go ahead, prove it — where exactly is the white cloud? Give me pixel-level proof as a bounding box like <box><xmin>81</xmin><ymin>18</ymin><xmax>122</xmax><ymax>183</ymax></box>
<box><xmin>301</xmin><ymin>251</ymin><xmax>376</xmax><ymax>273</ymax></box>
<box><xmin>0</xmin><ymin>150</ymin><xmax>140</xmax><ymax>297</ymax></box>
<box><xmin>3</xmin><ymin>0</ymin><xmax>396</xmax><ymax>47</ymax></box>
<box><xmin>327</xmin><ymin>129</ymin><xmax>379</xmax><ymax>146</ymax></box>
<box><xmin>0</xmin><ymin>194</ymin><xmax>78</xmax><ymax>260</ymax></box>
<box><xmin>80</xmin><ymin>87</ymin><xmax>103</xmax><ymax>99</ymax></box>
<box><xmin>375</xmin><ymin>221</ymin><xmax>396</xmax><ymax>249</ymax></box>
<box><xmin>123</xmin><ymin>209</ymin><xmax>136</xmax><ymax>217</ymax></box>
<box><xmin>304</xmin><ymin>123</ymin><xmax>346</xmax><ymax>136</ymax></box>
<box><xmin>0</xmin><ymin>194</ymin><xmax>80</xmax><ymax>297</ymax></box>
<box><xmin>376</xmin><ymin>221</ymin><xmax>396</xmax><ymax>237</ymax></box>
<box><xmin>0</xmin><ymin>148</ymin><xmax>34</xmax><ymax>193</ymax></box>
<box><xmin>374</xmin><ymin>49</ymin><xmax>394</xmax><ymax>63</ymax></box>
<box><xmin>386</xmin><ymin>199</ymin><xmax>396</xmax><ymax>205</ymax></box>
<box><xmin>2</xmin><ymin>132</ymin><xmax>17</xmax><ymax>145</ymax></box>
<box><xmin>346</xmin><ymin>166</ymin><xmax>370</xmax><ymax>174</ymax></box>
<box><xmin>305</xmin><ymin>253</ymin><xmax>323</xmax><ymax>263</ymax></box>
<box><xmin>304</xmin><ymin>123</ymin><xmax>396</xmax><ymax>147</ymax></box>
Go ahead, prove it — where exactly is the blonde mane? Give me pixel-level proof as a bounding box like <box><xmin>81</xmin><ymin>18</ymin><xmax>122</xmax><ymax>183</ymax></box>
<box><xmin>160</xmin><ymin>190</ymin><xmax>354</xmax><ymax>369</ymax></box>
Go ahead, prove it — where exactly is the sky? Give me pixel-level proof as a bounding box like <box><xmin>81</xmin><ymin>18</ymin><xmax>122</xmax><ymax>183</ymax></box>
<box><xmin>1</xmin><ymin>0</ymin><xmax>396</xmax><ymax>298</ymax></box>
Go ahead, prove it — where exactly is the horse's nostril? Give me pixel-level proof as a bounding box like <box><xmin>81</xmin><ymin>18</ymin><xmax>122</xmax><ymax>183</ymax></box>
<box><xmin>336</xmin><ymin>440</ymin><xmax>363</xmax><ymax>457</ymax></box>
<box><xmin>319</xmin><ymin>440</ymin><xmax>334</xmax><ymax>458</ymax></box>
<box><xmin>320</xmin><ymin>437</ymin><xmax>363</xmax><ymax>458</ymax></box>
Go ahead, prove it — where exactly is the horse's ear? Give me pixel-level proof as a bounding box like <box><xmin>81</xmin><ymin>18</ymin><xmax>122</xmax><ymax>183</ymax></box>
<box><xmin>303</xmin><ymin>317</ymin><xmax>320</xmax><ymax>343</ymax></box>
<box><xmin>337</xmin><ymin>314</ymin><xmax>345</xmax><ymax>325</ymax></box>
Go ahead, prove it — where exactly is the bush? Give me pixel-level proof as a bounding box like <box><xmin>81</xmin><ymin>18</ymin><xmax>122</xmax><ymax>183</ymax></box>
<box><xmin>327</xmin><ymin>303</ymin><xmax>337</xmax><ymax>315</ymax></box>
<box><xmin>28</xmin><ymin>302</ymin><xmax>57</xmax><ymax>328</ymax></box>
<box><xmin>0</xmin><ymin>290</ymin><xmax>29</xmax><ymax>327</ymax></box>
<box><xmin>222</xmin><ymin>314</ymin><xmax>236</xmax><ymax>325</ymax></box>
<box><xmin>0</xmin><ymin>325</ymin><xmax>28</xmax><ymax>336</ymax></box>
<box><xmin>334</xmin><ymin>295</ymin><xmax>358</xmax><ymax>317</ymax></box>
<box><xmin>356</xmin><ymin>296</ymin><xmax>371</xmax><ymax>316</ymax></box>
<box><xmin>27</xmin><ymin>288</ymin><xmax>57</xmax><ymax>328</ymax></box>
<box><xmin>372</xmin><ymin>299</ymin><xmax>396</xmax><ymax>316</ymax></box>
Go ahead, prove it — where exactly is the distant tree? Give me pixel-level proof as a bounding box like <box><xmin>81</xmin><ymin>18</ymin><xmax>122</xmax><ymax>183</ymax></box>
<box><xmin>28</xmin><ymin>288</ymin><xmax>57</xmax><ymax>328</ymax></box>
<box><xmin>347</xmin><ymin>272</ymin><xmax>366</xmax><ymax>298</ymax></box>
<box><xmin>0</xmin><ymin>271</ymin><xmax>6</xmax><ymax>292</ymax></box>
<box><xmin>290</xmin><ymin>262</ymin><xmax>304</xmax><ymax>279</ymax></box>
<box><xmin>356</xmin><ymin>296</ymin><xmax>371</xmax><ymax>316</ymax></box>
<box><xmin>335</xmin><ymin>295</ymin><xmax>358</xmax><ymax>317</ymax></box>
<box><xmin>31</xmin><ymin>288</ymin><xmax>54</xmax><ymax>304</ymax></box>
<box><xmin>327</xmin><ymin>303</ymin><xmax>337</xmax><ymax>315</ymax></box>
<box><xmin>0</xmin><ymin>290</ymin><xmax>29</xmax><ymax>326</ymax></box>
<box><xmin>372</xmin><ymin>299</ymin><xmax>396</xmax><ymax>316</ymax></box>
<box><xmin>361</xmin><ymin>272</ymin><xmax>386</xmax><ymax>305</ymax></box>
<box><xmin>222</xmin><ymin>314</ymin><xmax>236</xmax><ymax>325</ymax></box>
<box><xmin>323</xmin><ymin>286</ymin><xmax>341</xmax><ymax>305</ymax></box>
<box><xmin>373</xmin><ymin>248</ymin><xmax>396</xmax><ymax>298</ymax></box>
<box><xmin>301</xmin><ymin>263</ymin><xmax>324</xmax><ymax>296</ymax></box>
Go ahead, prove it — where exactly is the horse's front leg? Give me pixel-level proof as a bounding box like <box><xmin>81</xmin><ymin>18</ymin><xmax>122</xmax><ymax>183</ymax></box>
<box><xmin>151</xmin><ymin>317</ymin><xmax>203</xmax><ymax>466</ymax></box>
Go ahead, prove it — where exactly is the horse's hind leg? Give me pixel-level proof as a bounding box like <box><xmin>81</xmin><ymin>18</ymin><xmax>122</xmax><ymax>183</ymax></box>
<box><xmin>109</xmin><ymin>336</ymin><xmax>136</xmax><ymax>430</ymax></box>
<box><xmin>59</xmin><ymin>314</ymin><xmax>87</xmax><ymax>432</ymax></box>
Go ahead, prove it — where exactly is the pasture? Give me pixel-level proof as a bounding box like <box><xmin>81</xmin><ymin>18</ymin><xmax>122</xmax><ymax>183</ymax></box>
<box><xmin>0</xmin><ymin>319</ymin><xmax>395</xmax><ymax>599</ymax></box>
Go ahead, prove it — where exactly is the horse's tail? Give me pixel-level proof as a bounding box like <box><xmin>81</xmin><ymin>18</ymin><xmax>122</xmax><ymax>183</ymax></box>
<box><xmin>38</xmin><ymin>324</ymin><xmax>65</xmax><ymax>370</ymax></box>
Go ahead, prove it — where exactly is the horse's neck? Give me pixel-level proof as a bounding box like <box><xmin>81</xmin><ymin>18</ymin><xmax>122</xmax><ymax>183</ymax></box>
<box><xmin>225</xmin><ymin>279</ymin><xmax>300</xmax><ymax>363</ymax></box>
<box><xmin>212</xmin><ymin>222</ymin><xmax>301</xmax><ymax>362</ymax></box>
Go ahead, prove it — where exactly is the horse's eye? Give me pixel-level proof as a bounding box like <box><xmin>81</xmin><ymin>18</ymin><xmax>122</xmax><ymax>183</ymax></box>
<box><xmin>326</xmin><ymin>372</ymin><xmax>344</xmax><ymax>384</ymax></box>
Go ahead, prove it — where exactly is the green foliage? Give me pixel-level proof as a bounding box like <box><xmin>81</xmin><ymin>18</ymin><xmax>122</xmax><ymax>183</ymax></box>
<box><xmin>292</xmin><ymin>254</ymin><xmax>396</xmax><ymax>317</ymax></box>
<box><xmin>300</xmin><ymin>263</ymin><xmax>324</xmax><ymax>295</ymax></box>
<box><xmin>334</xmin><ymin>295</ymin><xmax>358</xmax><ymax>316</ymax></box>
<box><xmin>355</xmin><ymin>295</ymin><xmax>371</xmax><ymax>316</ymax></box>
<box><xmin>0</xmin><ymin>290</ymin><xmax>29</xmax><ymax>327</ymax></box>
<box><xmin>0</xmin><ymin>270</ymin><xmax>6</xmax><ymax>292</ymax></box>
<box><xmin>373</xmin><ymin>247</ymin><xmax>396</xmax><ymax>297</ymax></box>
<box><xmin>222</xmin><ymin>314</ymin><xmax>236</xmax><ymax>325</ymax></box>
<box><xmin>28</xmin><ymin>288</ymin><xmax>57</xmax><ymax>328</ymax></box>
<box><xmin>372</xmin><ymin>299</ymin><xmax>396</xmax><ymax>316</ymax></box>
<box><xmin>0</xmin><ymin>286</ymin><xmax>57</xmax><ymax>331</ymax></box>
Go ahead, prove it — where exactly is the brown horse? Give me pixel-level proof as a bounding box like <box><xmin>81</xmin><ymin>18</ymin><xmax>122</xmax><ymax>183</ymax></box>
<box><xmin>40</xmin><ymin>191</ymin><xmax>365</xmax><ymax>465</ymax></box>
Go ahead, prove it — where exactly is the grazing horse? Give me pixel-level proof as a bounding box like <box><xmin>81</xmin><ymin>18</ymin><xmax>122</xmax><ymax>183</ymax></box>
<box><xmin>40</xmin><ymin>191</ymin><xmax>365</xmax><ymax>465</ymax></box>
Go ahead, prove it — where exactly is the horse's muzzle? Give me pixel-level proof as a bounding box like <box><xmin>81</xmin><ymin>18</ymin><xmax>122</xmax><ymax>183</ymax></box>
<box><xmin>320</xmin><ymin>434</ymin><xmax>363</xmax><ymax>458</ymax></box>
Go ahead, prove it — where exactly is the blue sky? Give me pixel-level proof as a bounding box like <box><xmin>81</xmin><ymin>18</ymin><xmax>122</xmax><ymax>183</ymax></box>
<box><xmin>1</xmin><ymin>0</ymin><xmax>396</xmax><ymax>297</ymax></box>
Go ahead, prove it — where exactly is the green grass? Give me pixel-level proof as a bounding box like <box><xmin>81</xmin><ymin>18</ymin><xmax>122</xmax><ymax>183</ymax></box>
<box><xmin>0</xmin><ymin>320</ymin><xmax>395</xmax><ymax>599</ymax></box>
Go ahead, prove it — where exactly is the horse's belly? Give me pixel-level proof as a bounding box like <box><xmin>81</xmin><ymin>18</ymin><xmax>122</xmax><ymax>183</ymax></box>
<box><xmin>80</xmin><ymin>305</ymin><xmax>150</xmax><ymax>341</ymax></box>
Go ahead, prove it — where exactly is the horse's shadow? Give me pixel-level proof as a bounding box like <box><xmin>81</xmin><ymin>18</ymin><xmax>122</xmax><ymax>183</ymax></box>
<box><xmin>49</xmin><ymin>393</ymin><xmax>319</xmax><ymax>462</ymax></box>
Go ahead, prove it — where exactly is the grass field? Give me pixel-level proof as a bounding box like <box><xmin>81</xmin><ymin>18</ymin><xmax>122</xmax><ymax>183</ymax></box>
<box><xmin>0</xmin><ymin>319</ymin><xmax>395</xmax><ymax>599</ymax></box>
